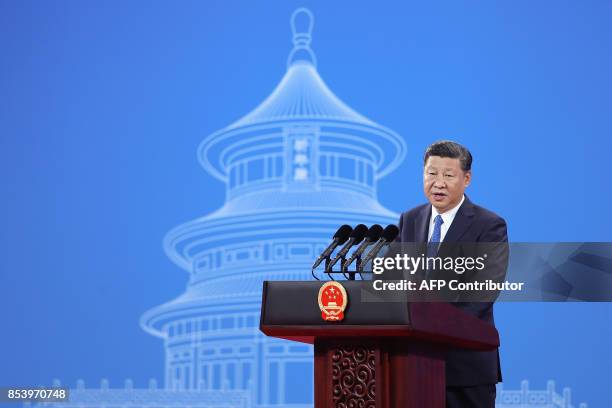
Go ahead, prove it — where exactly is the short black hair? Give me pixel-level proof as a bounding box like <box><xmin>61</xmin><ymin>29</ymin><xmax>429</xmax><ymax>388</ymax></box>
<box><xmin>424</xmin><ymin>140</ymin><xmax>472</xmax><ymax>172</ymax></box>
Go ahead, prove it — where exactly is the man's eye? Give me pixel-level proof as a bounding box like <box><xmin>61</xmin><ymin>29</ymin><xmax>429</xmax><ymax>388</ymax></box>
<box><xmin>445</xmin><ymin>174</ymin><xmax>454</xmax><ymax>178</ymax></box>
<box><xmin>427</xmin><ymin>172</ymin><xmax>436</xmax><ymax>176</ymax></box>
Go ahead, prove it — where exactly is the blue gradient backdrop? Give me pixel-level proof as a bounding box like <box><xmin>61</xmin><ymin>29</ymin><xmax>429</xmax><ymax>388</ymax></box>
<box><xmin>1</xmin><ymin>1</ymin><xmax>611</xmax><ymax>406</ymax></box>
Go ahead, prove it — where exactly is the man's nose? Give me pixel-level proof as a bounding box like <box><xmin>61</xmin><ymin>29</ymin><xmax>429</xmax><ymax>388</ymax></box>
<box><xmin>433</xmin><ymin>177</ymin><xmax>446</xmax><ymax>188</ymax></box>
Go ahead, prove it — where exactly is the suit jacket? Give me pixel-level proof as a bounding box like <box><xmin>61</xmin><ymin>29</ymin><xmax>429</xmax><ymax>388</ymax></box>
<box><xmin>397</xmin><ymin>195</ymin><xmax>508</xmax><ymax>387</ymax></box>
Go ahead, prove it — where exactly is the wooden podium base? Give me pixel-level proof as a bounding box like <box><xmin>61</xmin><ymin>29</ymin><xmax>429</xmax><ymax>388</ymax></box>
<box><xmin>314</xmin><ymin>338</ymin><xmax>445</xmax><ymax>408</ymax></box>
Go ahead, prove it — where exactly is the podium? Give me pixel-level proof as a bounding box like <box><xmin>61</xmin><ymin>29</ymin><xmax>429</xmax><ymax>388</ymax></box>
<box><xmin>260</xmin><ymin>281</ymin><xmax>499</xmax><ymax>408</ymax></box>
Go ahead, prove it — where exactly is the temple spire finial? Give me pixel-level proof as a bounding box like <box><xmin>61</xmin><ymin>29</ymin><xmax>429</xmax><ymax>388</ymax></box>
<box><xmin>287</xmin><ymin>8</ymin><xmax>317</xmax><ymax>69</ymax></box>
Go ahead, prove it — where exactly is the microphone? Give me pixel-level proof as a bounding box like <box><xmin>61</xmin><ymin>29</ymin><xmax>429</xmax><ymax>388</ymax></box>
<box><xmin>326</xmin><ymin>224</ymin><xmax>369</xmax><ymax>272</ymax></box>
<box><xmin>311</xmin><ymin>225</ymin><xmax>353</xmax><ymax>270</ymax></box>
<box><xmin>342</xmin><ymin>224</ymin><xmax>384</xmax><ymax>272</ymax></box>
<box><xmin>360</xmin><ymin>224</ymin><xmax>400</xmax><ymax>269</ymax></box>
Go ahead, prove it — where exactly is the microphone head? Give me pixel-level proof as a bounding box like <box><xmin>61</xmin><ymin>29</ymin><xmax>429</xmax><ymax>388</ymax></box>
<box><xmin>382</xmin><ymin>224</ymin><xmax>400</xmax><ymax>242</ymax></box>
<box><xmin>366</xmin><ymin>224</ymin><xmax>384</xmax><ymax>241</ymax></box>
<box><xmin>349</xmin><ymin>224</ymin><xmax>369</xmax><ymax>244</ymax></box>
<box><xmin>333</xmin><ymin>224</ymin><xmax>354</xmax><ymax>244</ymax></box>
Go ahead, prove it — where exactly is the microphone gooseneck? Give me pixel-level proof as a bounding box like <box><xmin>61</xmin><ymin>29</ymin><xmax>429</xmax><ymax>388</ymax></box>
<box><xmin>342</xmin><ymin>224</ymin><xmax>384</xmax><ymax>272</ymax></box>
<box><xmin>311</xmin><ymin>224</ymin><xmax>353</xmax><ymax>271</ymax></box>
<box><xmin>359</xmin><ymin>224</ymin><xmax>400</xmax><ymax>269</ymax></box>
<box><xmin>326</xmin><ymin>224</ymin><xmax>369</xmax><ymax>272</ymax></box>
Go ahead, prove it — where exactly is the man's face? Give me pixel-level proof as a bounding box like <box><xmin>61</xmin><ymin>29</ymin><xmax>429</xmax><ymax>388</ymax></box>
<box><xmin>423</xmin><ymin>156</ymin><xmax>471</xmax><ymax>213</ymax></box>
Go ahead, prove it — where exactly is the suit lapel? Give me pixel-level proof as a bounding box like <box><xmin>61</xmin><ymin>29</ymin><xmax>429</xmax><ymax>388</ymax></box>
<box><xmin>442</xmin><ymin>196</ymin><xmax>476</xmax><ymax>244</ymax></box>
<box><xmin>414</xmin><ymin>204</ymin><xmax>431</xmax><ymax>243</ymax></box>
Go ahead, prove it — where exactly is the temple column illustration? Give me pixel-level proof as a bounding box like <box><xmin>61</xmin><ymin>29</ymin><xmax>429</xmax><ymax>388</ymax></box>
<box><xmin>140</xmin><ymin>7</ymin><xmax>405</xmax><ymax>407</ymax></box>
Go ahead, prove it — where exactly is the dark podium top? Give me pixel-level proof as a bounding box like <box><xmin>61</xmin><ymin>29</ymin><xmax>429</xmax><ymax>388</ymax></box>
<box><xmin>260</xmin><ymin>280</ymin><xmax>499</xmax><ymax>351</ymax></box>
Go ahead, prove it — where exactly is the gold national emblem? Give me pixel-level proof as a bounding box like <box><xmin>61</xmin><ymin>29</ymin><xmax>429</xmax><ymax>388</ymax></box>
<box><xmin>318</xmin><ymin>281</ymin><xmax>348</xmax><ymax>322</ymax></box>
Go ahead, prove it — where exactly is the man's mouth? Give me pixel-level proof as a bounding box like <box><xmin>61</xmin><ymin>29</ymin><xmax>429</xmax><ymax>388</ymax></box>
<box><xmin>432</xmin><ymin>192</ymin><xmax>447</xmax><ymax>201</ymax></box>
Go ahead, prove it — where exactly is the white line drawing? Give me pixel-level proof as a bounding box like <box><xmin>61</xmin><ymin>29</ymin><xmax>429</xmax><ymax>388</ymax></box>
<box><xmin>497</xmin><ymin>381</ymin><xmax>587</xmax><ymax>408</ymax></box>
<box><xmin>141</xmin><ymin>8</ymin><xmax>403</xmax><ymax>405</ymax></box>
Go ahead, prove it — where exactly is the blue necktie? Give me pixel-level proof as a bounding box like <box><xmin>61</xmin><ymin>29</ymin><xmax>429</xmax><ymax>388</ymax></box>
<box><xmin>427</xmin><ymin>214</ymin><xmax>444</xmax><ymax>260</ymax></box>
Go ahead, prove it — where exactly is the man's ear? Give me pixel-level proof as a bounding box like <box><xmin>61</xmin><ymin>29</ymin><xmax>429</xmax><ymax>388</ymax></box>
<box><xmin>464</xmin><ymin>171</ymin><xmax>472</xmax><ymax>187</ymax></box>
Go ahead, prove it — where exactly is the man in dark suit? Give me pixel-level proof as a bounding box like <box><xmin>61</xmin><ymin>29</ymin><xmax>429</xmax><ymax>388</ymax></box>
<box><xmin>397</xmin><ymin>140</ymin><xmax>508</xmax><ymax>408</ymax></box>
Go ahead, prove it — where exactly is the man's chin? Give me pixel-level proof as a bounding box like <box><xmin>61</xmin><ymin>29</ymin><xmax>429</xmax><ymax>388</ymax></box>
<box><xmin>430</xmin><ymin>200</ymin><xmax>450</xmax><ymax>213</ymax></box>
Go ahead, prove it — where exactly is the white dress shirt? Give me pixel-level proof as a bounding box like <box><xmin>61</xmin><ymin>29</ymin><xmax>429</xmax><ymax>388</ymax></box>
<box><xmin>427</xmin><ymin>195</ymin><xmax>465</xmax><ymax>242</ymax></box>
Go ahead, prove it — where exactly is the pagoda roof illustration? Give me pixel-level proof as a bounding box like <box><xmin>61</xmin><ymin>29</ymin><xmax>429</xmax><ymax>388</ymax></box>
<box><xmin>227</xmin><ymin>8</ymin><xmax>376</xmax><ymax>129</ymax></box>
<box><xmin>198</xmin><ymin>8</ymin><xmax>406</xmax><ymax>184</ymax></box>
<box><xmin>227</xmin><ymin>60</ymin><xmax>376</xmax><ymax>129</ymax></box>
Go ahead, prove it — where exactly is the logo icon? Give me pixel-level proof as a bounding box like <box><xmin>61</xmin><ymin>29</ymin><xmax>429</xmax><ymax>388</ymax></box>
<box><xmin>318</xmin><ymin>281</ymin><xmax>348</xmax><ymax>321</ymax></box>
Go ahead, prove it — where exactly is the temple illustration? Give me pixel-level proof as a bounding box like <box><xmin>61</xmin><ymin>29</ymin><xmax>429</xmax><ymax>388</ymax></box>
<box><xmin>27</xmin><ymin>8</ymin><xmax>587</xmax><ymax>408</ymax></box>
<box><xmin>140</xmin><ymin>8</ymin><xmax>403</xmax><ymax>405</ymax></box>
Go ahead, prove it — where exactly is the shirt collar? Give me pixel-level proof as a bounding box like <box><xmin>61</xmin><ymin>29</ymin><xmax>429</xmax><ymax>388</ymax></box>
<box><xmin>431</xmin><ymin>194</ymin><xmax>465</xmax><ymax>225</ymax></box>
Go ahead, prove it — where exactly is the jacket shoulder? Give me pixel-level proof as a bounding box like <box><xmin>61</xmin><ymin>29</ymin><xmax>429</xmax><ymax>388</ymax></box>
<box><xmin>400</xmin><ymin>203</ymin><xmax>429</xmax><ymax>221</ymax></box>
<box><xmin>471</xmin><ymin>203</ymin><xmax>506</xmax><ymax>225</ymax></box>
